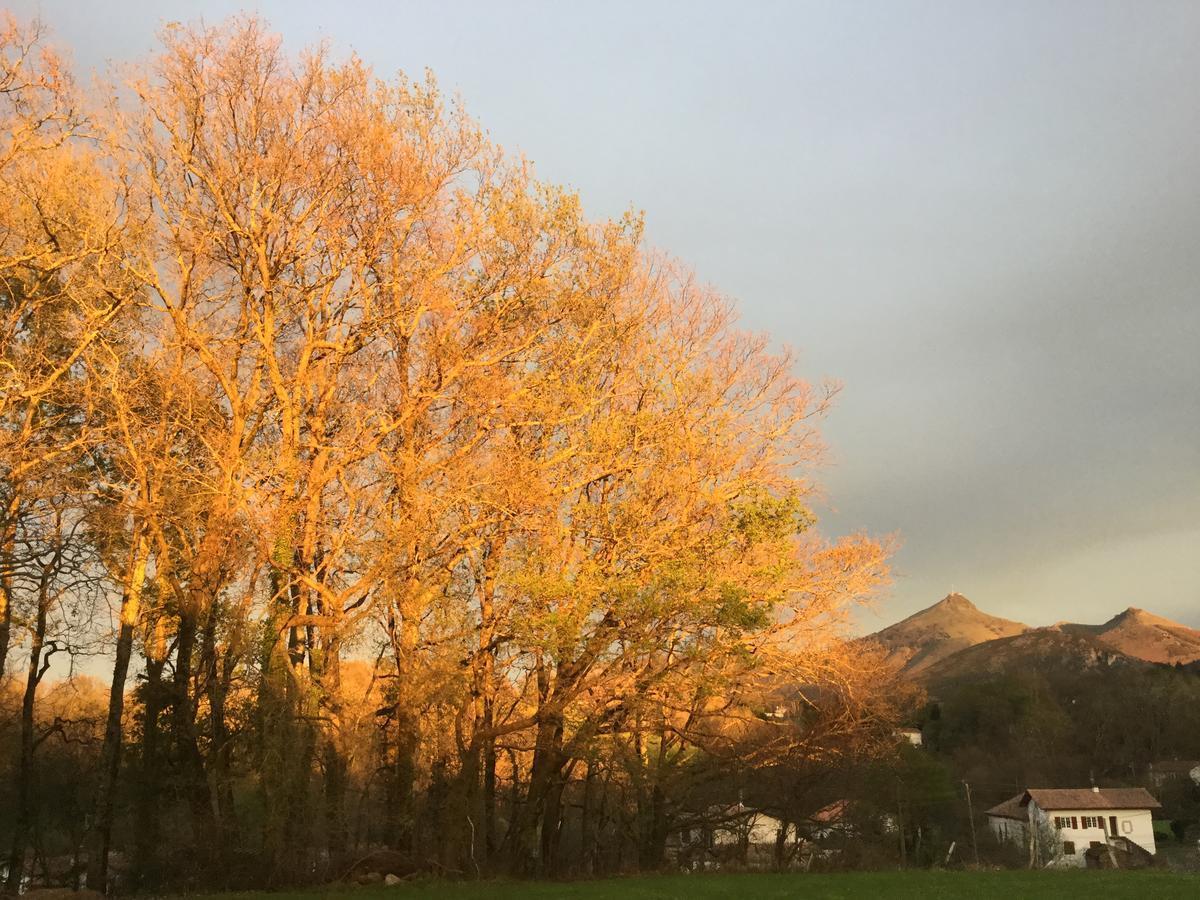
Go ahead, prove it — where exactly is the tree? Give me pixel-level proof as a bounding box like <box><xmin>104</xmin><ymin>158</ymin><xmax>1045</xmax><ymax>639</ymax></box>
<box><xmin>0</xmin><ymin>14</ymin><xmax>901</xmax><ymax>889</ymax></box>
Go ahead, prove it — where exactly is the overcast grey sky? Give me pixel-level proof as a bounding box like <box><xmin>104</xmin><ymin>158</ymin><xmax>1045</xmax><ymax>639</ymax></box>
<box><xmin>16</xmin><ymin>0</ymin><xmax>1199</xmax><ymax>630</ymax></box>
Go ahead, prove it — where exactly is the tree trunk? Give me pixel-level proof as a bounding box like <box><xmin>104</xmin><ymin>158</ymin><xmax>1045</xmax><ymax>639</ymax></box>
<box><xmin>323</xmin><ymin>739</ymin><xmax>348</xmax><ymax>866</ymax></box>
<box><xmin>505</xmin><ymin>658</ymin><xmax>566</xmax><ymax>875</ymax></box>
<box><xmin>174</xmin><ymin>611</ymin><xmax>219</xmax><ymax>874</ymax></box>
<box><xmin>316</xmin><ymin>630</ymin><xmax>347</xmax><ymax>869</ymax></box>
<box><xmin>635</xmin><ymin>761</ymin><xmax>670</xmax><ymax>871</ymax></box>
<box><xmin>86</xmin><ymin>534</ymin><xmax>149</xmax><ymax>892</ymax></box>
<box><xmin>580</xmin><ymin>758</ymin><xmax>598</xmax><ymax>876</ymax></box>
<box><xmin>482</xmin><ymin>706</ymin><xmax>497</xmax><ymax>860</ymax></box>
<box><xmin>206</xmin><ymin>625</ymin><xmax>237</xmax><ymax>856</ymax></box>
<box><xmin>388</xmin><ymin>585</ymin><xmax>421</xmax><ymax>855</ymax></box>
<box><xmin>5</xmin><ymin>562</ymin><xmax>50</xmax><ymax>893</ymax></box>
<box><xmin>0</xmin><ymin>577</ymin><xmax>10</xmax><ymax>684</ymax></box>
<box><xmin>133</xmin><ymin>650</ymin><xmax>166</xmax><ymax>890</ymax></box>
<box><xmin>773</xmin><ymin>820</ymin><xmax>789</xmax><ymax>870</ymax></box>
<box><xmin>539</xmin><ymin>752</ymin><xmax>567</xmax><ymax>876</ymax></box>
<box><xmin>257</xmin><ymin>591</ymin><xmax>315</xmax><ymax>888</ymax></box>
<box><xmin>0</xmin><ymin>505</ymin><xmax>17</xmax><ymax>682</ymax></box>
<box><xmin>463</xmin><ymin>537</ymin><xmax>499</xmax><ymax>870</ymax></box>
<box><xmin>392</xmin><ymin>708</ymin><xmax>419</xmax><ymax>852</ymax></box>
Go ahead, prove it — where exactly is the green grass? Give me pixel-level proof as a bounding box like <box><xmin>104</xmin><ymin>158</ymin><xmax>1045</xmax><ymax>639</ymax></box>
<box><xmin>183</xmin><ymin>869</ymin><xmax>1200</xmax><ymax>899</ymax></box>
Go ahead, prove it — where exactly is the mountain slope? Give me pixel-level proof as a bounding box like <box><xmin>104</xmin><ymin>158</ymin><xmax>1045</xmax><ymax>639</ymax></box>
<box><xmin>919</xmin><ymin>626</ymin><xmax>1143</xmax><ymax>686</ymax></box>
<box><xmin>1063</xmin><ymin>607</ymin><xmax>1200</xmax><ymax>665</ymax></box>
<box><xmin>865</xmin><ymin>593</ymin><xmax>1029</xmax><ymax>675</ymax></box>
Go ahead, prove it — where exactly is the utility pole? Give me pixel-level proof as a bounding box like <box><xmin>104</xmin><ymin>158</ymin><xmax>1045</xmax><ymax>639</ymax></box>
<box><xmin>963</xmin><ymin>781</ymin><xmax>979</xmax><ymax>866</ymax></box>
<box><xmin>1028</xmin><ymin>807</ymin><xmax>1037</xmax><ymax>868</ymax></box>
<box><xmin>896</xmin><ymin>777</ymin><xmax>907</xmax><ymax>868</ymax></box>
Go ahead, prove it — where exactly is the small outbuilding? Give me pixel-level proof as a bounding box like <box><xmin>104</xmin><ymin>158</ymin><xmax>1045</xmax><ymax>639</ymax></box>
<box><xmin>984</xmin><ymin>793</ymin><xmax>1028</xmax><ymax>846</ymax></box>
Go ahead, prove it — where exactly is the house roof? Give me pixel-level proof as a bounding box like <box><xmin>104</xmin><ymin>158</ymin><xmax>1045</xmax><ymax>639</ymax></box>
<box><xmin>1022</xmin><ymin>787</ymin><xmax>1161</xmax><ymax>811</ymax></box>
<box><xmin>810</xmin><ymin>800</ymin><xmax>849</xmax><ymax>824</ymax></box>
<box><xmin>985</xmin><ymin>793</ymin><xmax>1026</xmax><ymax>821</ymax></box>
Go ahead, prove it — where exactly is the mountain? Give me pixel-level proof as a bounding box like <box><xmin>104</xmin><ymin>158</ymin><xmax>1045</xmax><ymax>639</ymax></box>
<box><xmin>868</xmin><ymin>594</ymin><xmax>1200</xmax><ymax>685</ymax></box>
<box><xmin>919</xmin><ymin>626</ymin><xmax>1141</xmax><ymax>686</ymax></box>
<box><xmin>865</xmin><ymin>592</ymin><xmax>1029</xmax><ymax>675</ymax></box>
<box><xmin>1061</xmin><ymin>607</ymin><xmax>1200</xmax><ymax>665</ymax></box>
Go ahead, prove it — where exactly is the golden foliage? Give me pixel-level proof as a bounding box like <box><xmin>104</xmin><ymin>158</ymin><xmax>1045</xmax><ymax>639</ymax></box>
<box><xmin>0</xmin><ymin>15</ymin><xmax>903</xmax><ymax>886</ymax></box>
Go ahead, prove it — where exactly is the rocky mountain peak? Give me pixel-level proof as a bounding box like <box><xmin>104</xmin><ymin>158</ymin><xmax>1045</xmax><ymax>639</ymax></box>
<box><xmin>935</xmin><ymin>592</ymin><xmax>977</xmax><ymax>612</ymax></box>
<box><xmin>870</xmin><ymin>596</ymin><xmax>1200</xmax><ymax>678</ymax></box>
<box><xmin>865</xmin><ymin>592</ymin><xmax>1028</xmax><ymax>675</ymax></box>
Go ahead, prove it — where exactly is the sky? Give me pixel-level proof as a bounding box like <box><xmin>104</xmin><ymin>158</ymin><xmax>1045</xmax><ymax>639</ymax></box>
<box><xmin>13</xmin><ymin>0</ymin><xmax>1199</xmax><ymax>631</ymax></box>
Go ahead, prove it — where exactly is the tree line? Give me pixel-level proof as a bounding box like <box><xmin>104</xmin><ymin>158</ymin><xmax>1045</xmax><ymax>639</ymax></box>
<box><xmin>923</xmin><ymin>664</ymin><xmax>1200</xmax><ymax>815</ymax></box>
<box><xmin>0</xmin><ymin>15</ymin><xmax>902</xmax><ymax>891</ymax></box>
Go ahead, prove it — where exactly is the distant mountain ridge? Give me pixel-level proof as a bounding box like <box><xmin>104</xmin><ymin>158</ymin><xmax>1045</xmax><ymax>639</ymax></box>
<box><xmin>866</xmin><ymin>592</ymin><xmax>1028</xmax><ymax>674</ymax></box>
<box><xmin>866</xmin><ymin>593</ymin><xmax>1200</xmax><ymax>682</ymax></box>
<box><xmin>918</xmin><ymin>626</ymin><xmax>1136</xmax><ymax>685</ymax></box>
<box><xmin>1060</xmin><ymin>607</ymin><xmax>1200</xmax><ymax>665</ymax></box>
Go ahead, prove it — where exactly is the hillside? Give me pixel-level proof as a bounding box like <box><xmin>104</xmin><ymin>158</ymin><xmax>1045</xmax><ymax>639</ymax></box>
<box><xmin>869</xmin><ymin>594</ymin><xmax>1200</xmax><ymax>685</ymax></box>
<box><xmin>865</xmin><ymin>593</ymin><xmax>1029</xmax><ymax>675</ymax></box>
<box><xmin>1062</xmin><ymin>607</ymin><xmax>1200</xmax><ymax>665</ymax></box>
<box><xmin>919</xmin><ymin>626</ymin><xmax>1143</xmax><ymax>686</ymax></box>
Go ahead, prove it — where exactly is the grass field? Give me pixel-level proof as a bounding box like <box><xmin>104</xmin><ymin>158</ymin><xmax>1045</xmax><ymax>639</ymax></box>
<box><xmin>186</xmin><ymin>870</ymin><xmax>1200</xmax><ymax>899</ymax></box>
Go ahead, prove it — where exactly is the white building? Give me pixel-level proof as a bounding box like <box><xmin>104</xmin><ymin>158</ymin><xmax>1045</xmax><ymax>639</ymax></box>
<box><xmin>671</xmin><ymin>803</ymin><xmax>791</xmax><ymax>871</ymax></box>
<box><xmin>986</xmin><ymin>786</ymin><xmax>1160</xmax><ymax>867</ymax></box>
<box><xmin>985</xmin><ymin>793</ymin><xmax>1027</xmax><ymax>845</ymax></box>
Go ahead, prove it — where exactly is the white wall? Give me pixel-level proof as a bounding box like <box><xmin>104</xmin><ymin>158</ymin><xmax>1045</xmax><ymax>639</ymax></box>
<box><xmin>987</xmin><ymin>815</ymin><xmax>1026</xmax><ymax>846</ymax></box>
<box><xmin>1028</xmin><ymin>801</ymin><xmax>1156</xmax><ymax>866</ymax></box>
<box><xmin>712</xmin><ymin>812</ymin><xmax>786</xmax><ymax>846</ymax></box>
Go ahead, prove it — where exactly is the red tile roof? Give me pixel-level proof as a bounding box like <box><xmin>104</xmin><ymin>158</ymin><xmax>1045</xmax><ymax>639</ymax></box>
<box><xmin>1023</xmin><ymin>787</ymin><xmax>1161</xmax><ymax>811</ymax></box>
<box><xmin>811</xmin><ymin>800</ymin><xmax>849</xmax><ymax>824</ymax></box>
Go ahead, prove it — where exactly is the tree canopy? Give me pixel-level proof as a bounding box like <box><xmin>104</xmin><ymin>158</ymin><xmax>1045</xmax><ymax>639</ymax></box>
<box><xmin>0</xmin><ymin>15</ymin><xmax>900</xmax><ymax>890</ymax></box>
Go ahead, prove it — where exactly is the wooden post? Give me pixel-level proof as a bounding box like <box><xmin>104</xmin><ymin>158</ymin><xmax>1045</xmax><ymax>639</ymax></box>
<box><xmin>1028</xmin><ymin>806</ymin><xmax>1037</xmax><ymax>868</ymax></box>
<box><xmin>963</xmin><ymin>781</ymin><xmax>979</xmax><ymax>866</ymax></box>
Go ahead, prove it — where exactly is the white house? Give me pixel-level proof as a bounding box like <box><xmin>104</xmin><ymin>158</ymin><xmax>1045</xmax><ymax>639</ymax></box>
<box><xmin>986</xmin><ymin>786</ymin><xmax>1161</xmax><ymax>867</ymax></box>
<box><xmin>672</xmin><ymin>802</ymin><xmax>790</xmax><ymax>870</ymax></box>
<box><xmin>709</xmin><ymin>805</ymin><xmax>788</xmax><ymax>849</ymax></box>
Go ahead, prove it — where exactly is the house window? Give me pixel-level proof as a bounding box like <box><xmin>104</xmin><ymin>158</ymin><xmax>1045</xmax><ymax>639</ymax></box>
<box><xmin>1081</xmin><ymin>816</ymin><xmax>1103</xmax><ymax>829</ymax></box>
<box><xmin>1063</xmin><ymin>841</ymin><xmax>1076</xmax><ymax>855</ymax></box>
<box><xmin>1122</xmin><ymin>820</ymin><xmax>1133</xmax><ymax>834</ymax></box>
<box><xmin>1054</xmin><ymin>817</ymin><xmax>1068</xmax><ymax>829</ymax></box>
